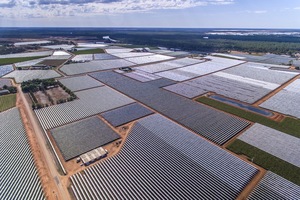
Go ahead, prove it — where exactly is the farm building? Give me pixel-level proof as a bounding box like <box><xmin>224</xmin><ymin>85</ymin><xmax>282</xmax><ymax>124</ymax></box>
<box><xmin>0</xmin><ymin>89</ymin><xmax>10</xmax><ymax>95</ymax></box>
<box><xmin>31</xmin><ymin>64</ymin><xmax>51</xmax><ymax>70</ymax></box>
<box><xmin>80</xmin><ymin>147</ymin><xmax>108</xmax><ymax>166</ymax></box>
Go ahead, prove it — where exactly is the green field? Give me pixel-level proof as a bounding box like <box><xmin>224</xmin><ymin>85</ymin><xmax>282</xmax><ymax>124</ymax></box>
<box><xmin>227</xmin><ymin>140</ymin><xmax>300</xmax><ymax>185</ymax></box>
<box><xmin>73</xmin><ymin>48</ymin><xmax>105</xmax><ymax>55</ymax></box>
<box><xmin>0</xmin><ymin>56</ymin><xmax>47</xmax><ymax>65</ymax></box>
<box><xmin>0</xmin><ymin>94</ymin><xmax>16</xmax><ymax>112</ymax></box>
<box><xmin>196</xmin><ymin>97</ymin><xmax>300</xmax><ymax>138</ymax></box>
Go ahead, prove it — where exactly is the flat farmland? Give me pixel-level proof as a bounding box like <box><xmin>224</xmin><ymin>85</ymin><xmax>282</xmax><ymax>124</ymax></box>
<box><xmin>35</xmin><ymin>86</ymin><xmax>135</xmax><ymax>130</ymax></box>
<box><xmin>70</xmin><ymin>114</ymin><xmax>258</xmax><ymax>200</ymax></box>
<box><xmin>59</xmin><ymin>75</ymin><xmax>104</xmax><ymax>92</ymax></box>
<box><xmin>50</xmin><ymin>116</ymin><xmax>120</xmax><ymax>161</ymax></box>
<box><xmin>4</xmin><ymin>70</ymin><xmax>61</xmax><ymax>83</ymax></box>
<box><xmin>91</xmin><ymin>71</ymin><xmax>250</xmax><ymax>145</ymax></box>
<box><xmin>238</xmin><ymin>123</ymin><xmax>300</xmax><ymax>167</ymax></box>
<box><xmin>60</xmin><ymin>59</ymin><xmax>134</xmax><ymax>75</ymax></box>
<box><xmin>39</xmin><ymin>59</ymin><xmax>67</xmax><ymax>67</ymax></box>
<box><xmin>0</xmin><ymin>94</ymin><xmax>16</xmax><ymax>112</ymax></box>
<box><xmin>0</xmin><ymin>56</ymin><xmax>48</xmax><ymax>65</ymax></box>
<box><xmin>0</xmin><ymin>108</ymin><xmax>45</xmax><ymax>199</ymax></box>
<box><xmin>74</xmin><ymin>48</ymin><xmax>105</xmax><ymax>55</ymax></box>
<box><xmin>0</xmin><ymin>65</ymin><xmax>13</xmax><ymax>77</ymax></box>
<box><xmin>248</xmin><ymin>171</ymin><xmax>300</xmax><ymax>199</ymax></box>
<box><xmin>260</xmin><ymin>79</ymin><xmax>300</xmax><ymax>118</ymax></box>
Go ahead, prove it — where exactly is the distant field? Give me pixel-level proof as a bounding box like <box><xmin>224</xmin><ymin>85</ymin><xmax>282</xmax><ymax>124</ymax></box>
<box><xmin>39</xmin><ymin>59</ymin><xmax>67</xmax><ymax>67</ymax></box>
<box><xmin>0</xmin><ymin>94</ymin><xmax>16</xmax><ymax>112</ymax></box>
<box><xmin>0</xmin><ymin>56</ymin><xmax>47</xmax><ymax>65</ymax></box>
<box><xmin>73</xmin><ymin>48</ymin><xmax>105</xmax><ymax>55</ymax></box>
<box><xmin>227</xmin><ymin>139</ymin><xmax>300</xmax><ymax>185</ymax></box>
<box><xmin>196</xmin><ymin>97</ymin><xmax>300</xmax><ymax>138</ymax></box>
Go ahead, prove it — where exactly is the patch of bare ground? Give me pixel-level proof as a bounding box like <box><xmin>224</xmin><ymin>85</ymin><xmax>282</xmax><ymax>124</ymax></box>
<box><xmin>16</xmin><ymin>92</ymin><xmax>60</xmax><ymax>200</ymax></box>
<box><xmin>46</xmin><ymin>87</ymin><xmax>70</xmax><ymax>102</ymax></box>
<box><xmin>34</xmin><ymin>90</ymin><xmax>51</xmax><ymax>105</ymax></box>
<box><xmin>40</xmin><ymin>59</ymin><xmax>67</xmax><ymax>68</ymax></box>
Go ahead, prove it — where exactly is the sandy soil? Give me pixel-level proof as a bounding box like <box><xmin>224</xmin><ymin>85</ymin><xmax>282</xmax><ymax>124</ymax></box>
<box><xmin>34</xmin><ymin>91</ymin><xmax>51</xmax><ymax>105</ymax></box>
<box><xmin>16</xmin><ymin>91</ymin><xmax>60</xmax><ymax>200</ymax></box>
<box><xmin>46</xmin><ymin>86</ymin><xmax>70</xmax><ymax>103</ymax></box>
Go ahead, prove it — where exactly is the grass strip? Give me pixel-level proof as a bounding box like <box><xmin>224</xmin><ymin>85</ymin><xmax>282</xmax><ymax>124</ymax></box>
<box><xmin>73</xmin><ymin>49</ymin><xmax>105</xmax><ymax>55</ymax></box>
<box><xmin>227</xmin><ymin>140</ymin><xmax>300</xmax><ymax>185</ymax></box>
<box><xmin>0</xmin><ymin>94</ymin><xmax>16</xmax><ymax>112</ymax></box>
<box><xmin>196</xmin><ymin>97</ymin><xmax>300</xmax><ymax>138</ymax></box>
<box><xmin>0</xmin><ymin>56</ymin><xmax>47</xmax><ymax>65</ymax></box>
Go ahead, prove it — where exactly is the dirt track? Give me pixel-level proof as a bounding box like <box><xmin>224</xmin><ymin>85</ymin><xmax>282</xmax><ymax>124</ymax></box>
<box><xmin>16</xmin><ymin>85</ymin><xmax>71</xmax><ymax>200</ymax></box>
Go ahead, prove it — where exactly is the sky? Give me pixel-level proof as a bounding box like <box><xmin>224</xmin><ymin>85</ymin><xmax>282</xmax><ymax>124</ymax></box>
<box><xmin>0</xmin><ymin>0</ymin><xmax>300</xmax><ymax>28</ymax></box>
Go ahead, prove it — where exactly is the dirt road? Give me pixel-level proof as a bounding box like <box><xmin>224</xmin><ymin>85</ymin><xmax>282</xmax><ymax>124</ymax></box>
<box><xmin>17</xmin><ymin>85</ymin><xmax>71</xmax><ymax>200</ymax></box>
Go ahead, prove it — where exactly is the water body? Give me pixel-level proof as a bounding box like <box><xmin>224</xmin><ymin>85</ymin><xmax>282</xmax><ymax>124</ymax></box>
<box><xmin>210</xmin><ymin>95</ymin><xmax>273</xmax><ymax>117</ymax></box>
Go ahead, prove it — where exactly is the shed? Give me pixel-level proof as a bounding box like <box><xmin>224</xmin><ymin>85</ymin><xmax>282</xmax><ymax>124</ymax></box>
<box><xmin>80</xmin><ymin>147</ymin><xmax>108</xmax><ymax>166</ymax></box>
<box><xmin>0</xmin><ymin>90</ymin><xmax>10</xmax><ymax>95</ymax></box>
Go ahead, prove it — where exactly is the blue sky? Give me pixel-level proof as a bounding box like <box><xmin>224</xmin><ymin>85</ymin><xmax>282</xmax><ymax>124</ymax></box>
<box><xmin>0</xmin><ymin>0</ymin><xmax>300</xmax><ymax>28</ymax></box>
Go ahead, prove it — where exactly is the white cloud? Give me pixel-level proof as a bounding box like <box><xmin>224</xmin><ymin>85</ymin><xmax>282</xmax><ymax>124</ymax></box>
<box><xmin>0</xmin><ymin>0</ymin><xmax>235</xmax><ymax>18</ymax></box>
<box><xmin>253</xmin><ymin>10</ymin><xmax>267</xmax><ymax>14</ymax></box>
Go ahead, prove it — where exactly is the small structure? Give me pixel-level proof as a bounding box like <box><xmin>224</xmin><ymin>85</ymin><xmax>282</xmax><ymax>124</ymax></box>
<box><xmin>119</xmin><ymin>67</ymin><xmax>133</xmax><ymax>73</ymax></box>
<box><xmin>103</xmin><ymin>36</ymin><xmax>118</xmax><ymax>43</ymax></box>
<box><xmin>0</xmin><ymin>90</ymin><xmax>10</xmax><ymax>96</ymax></box>
<box><xmin>80</xmin><ymin>147</ymin><xmax>108</xmax><ymax>166</ymax></box>
<box><xmin>31</xmin><ymin>64</ymin><xmax>51</xmax><ymax>70</ymax></box>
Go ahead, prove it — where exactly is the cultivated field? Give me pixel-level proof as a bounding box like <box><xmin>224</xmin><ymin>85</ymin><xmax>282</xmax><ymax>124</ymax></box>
<box><xmin>0</xmin><ymin>65</ymin><xmax>13</xmax><ymax>77</ymax></box>
<box><xmin>0</xmin><ymin>78</ymin><xmax>11</xmax><ymax>88</ymax></box>
<box><xmin>0</xmin><ymin>56</ymin><xmax>48</xmax><ymax>65</ymax></box>
<box><xmin>135</xmin><ymin>57</ymin><xmax>204</xmax><ymax>73</ymax></box>
<box><xmin>70</xmin><ymin>114</ymin><xmax>258</xmax><ymax>200</ymax></box>
<box><xmin>59</xmin><ymin>75</ymin><xmax>104</xmax><ymax>92</ymax></box>
<box><xmin>0</xmin><ymin>94</ymin><xmax>16</xmax><ymax>112</ymax></box>
<box><xmin>248</xmin><ymin>171</ymin><xmax>300</xmax><ymax>199</ymax></box>
<box><xmin>50</xmin><ymin>116</ymin><xmax>120</xmax><ymax>160</ymax></box>
<box><xmin>60</xmin><ymin>59</ymin><xmax>134</xmax><ymax>75</ymax></box>
<box><xmin>227</xmin><ymin>140</ymin><xmax>300</xmax><ymax>185</ymax></box>
<box><xmin>35</xmin><ymin>86</ymin><xmax>135</xmax><ymax>129</ymax></box>
<box><xmin>197</xmin><ymin>96</ymin><xmax>300</xmax><ymax>138</ymax></box>
<box><xmin>0</xmin><ymin>108</ymin><xmax>45</xmax><ymax>199</ymax></box>
<box><xmin>91</xmin><ymin>71</ymin><xmax>250</xmax><ymax>145</ymax></box>
<box><xmin>260</xmin><ymin>79</ymin><xmax>300</xmax><ymax>118</ymax></box>
<box><xmin>73</xmin><ymin>48</ymin><xmax>105</xmax><ymax>55</ymax></box>
<box><xmin>0</xmin><ymin>51</ymin><xmax>53</xmax><ymax>59</ymax></box>
<box><xmin>4</xmin><ymin>70</ymin><xmax>61</xmax><ymax>83</ymax></box>
<box><xmin>125</xmin><ymin>54</ymin><xmax>174</xmax><ymax>64</ymax></box>
<box><xmin>124</xmin><ymin>70</ymin><xmax>161</xmax><ymax>82</ymax></box>
<box><xmin>101</xmin><ymin>103</ymin><xmax>154</xmax><ymax>127</ymax></box>
<box><xmin>238</xmin><ymin>123</ymin><xmax>300</xmax><ymax>167</ymax></box>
